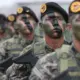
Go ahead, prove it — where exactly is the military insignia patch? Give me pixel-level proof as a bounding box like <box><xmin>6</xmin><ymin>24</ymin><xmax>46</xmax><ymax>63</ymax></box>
<box><xmin>40</xmin><ymin>4</ymin><xmax>47</xmax><ymax>13</ymax></box>
<box><xmin>8</xmin><ymin>15</ymin><xmax>15</xmax><ymax>21</ymax></box>
<box><xmin>17</xmin><ymin>7</ymin><xmax>23</xmax><ymax>14</ymax></box>
<box><xmin>70</xmin><ymin>1</ymin><xmax>80</xmax><ymax>13</ymax></box>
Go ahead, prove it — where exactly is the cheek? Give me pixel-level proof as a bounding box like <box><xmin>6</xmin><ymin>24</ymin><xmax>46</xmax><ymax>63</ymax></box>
<box><xmin>23</xmin><ymin>28</ymin><xmax>31</xmax><ymax>34</ymax></box>
<box><xmin>29</xmin><ymin>20</ymin><xmax>36</xmax><ymax>29</ymax></box>
<box><xmin>58</xmin><ymin>20</ymin><xmax>64</xmax><ymax>31</ymax></box>
<box><xmin>43</xmin><ymin>21</ymin><xmax>54</xmax><ymax>30</ymax></box>
<box><xmin>46</xmin><ymin>21</ymin><xmax>54</xmax><ymax>29</ymax></box>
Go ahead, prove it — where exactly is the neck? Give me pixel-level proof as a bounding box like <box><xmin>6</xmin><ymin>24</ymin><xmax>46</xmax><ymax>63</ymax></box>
<box><xmin>45</xmin><ymin>35</ymin><xmax>64</xmax><ymax>50</ymax></box>
<box><xmin>73</xmin><ymin>37</ymin><xmax>80</xmax><ymax>53</ymax></box>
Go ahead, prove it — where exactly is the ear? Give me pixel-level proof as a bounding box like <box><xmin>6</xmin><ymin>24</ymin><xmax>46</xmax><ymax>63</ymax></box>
<box><xmin>66</xmin><ymin>23</ymin><xmax>72</xmax><ymax>30</ymax></box>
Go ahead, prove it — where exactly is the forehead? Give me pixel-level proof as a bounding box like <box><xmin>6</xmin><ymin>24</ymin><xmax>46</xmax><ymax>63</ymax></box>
<box><xmin>70</xmin><ymin>14</ymin><xmax>80</xmax><ymax>20</ymax></box>
<box><xmin>43</xmin><ymin>12</ymin><xmax>63</xmax><ymax>19</ymax></box>
<box><xmin>18</xmin><ymin>14</ymin><xmax>32</xmax><ymax>18</ymax></box>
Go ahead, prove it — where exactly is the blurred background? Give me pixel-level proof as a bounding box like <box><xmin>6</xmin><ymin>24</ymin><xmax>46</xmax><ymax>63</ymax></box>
<box><xmin>0</xmin><ymin>0</ymin><xmax>73</xmax><ymax>18</ymax></box>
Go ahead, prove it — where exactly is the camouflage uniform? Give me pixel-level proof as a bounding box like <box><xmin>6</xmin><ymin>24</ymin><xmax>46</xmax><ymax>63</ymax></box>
<box><xmin>29</xmin><ymin>44</ymin><xmax>80</xmax><ymax>80</ymax></box>
<box><xmin>0</xmin><ymin>34</ymin><xmax>30</xmax><ymax>61</ymax></box>
<box><xmin>0</xmin><ymin>25</ymin><xmax>11</xmax><ymax>43</ymax></box>
<box><xmin>6</xmin><ymin>44</ymin><xmax>33</xmax><ymax>80</ymax></box>
<box><xmin>29</xmin><ymin>0</ymin><xmax>80</xmax><ymax>80</ymax></box>
<box><xmin>5</xmin><ymin>5</ymin><xmax>39</xmax><ymax>80</ymax></box>
<box><xmin>0</xmin><ymin>33</ymin><xmax>10</xmax><ymax>43</ymax></box>
<box><xmin>4</xmin><ymin>38</ymin><xmax>68</xmax><ymax>80</ymax></box>
<box><xmin>0</xmin><ymin>72</ymin><xmax>6</xmax><ymax>80</ymax></box>
<box><xmin>0</xmin><ymin>33</ymin><xmax>32</xmax><ymax>80</ymax></box>
<box><xmin>33</xmin><ymin>39</ymin><xmax>71</xmax><ymax>59</ymax></box>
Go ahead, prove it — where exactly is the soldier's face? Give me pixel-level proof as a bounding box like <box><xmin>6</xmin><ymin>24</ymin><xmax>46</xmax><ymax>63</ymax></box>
<box><xmin>17</xmin><ymin>14</ymin><xmax>36</xmax><ymax>35</ymax></box>
<box><xmin>42</xmin><ymin>12</ymin><xmax>66</xmax><ymax>39</ymax></box>
<box><xmin>70</xmin><ymin>14</ymin><xmax>80</xmax><ymax>40</ymax></box>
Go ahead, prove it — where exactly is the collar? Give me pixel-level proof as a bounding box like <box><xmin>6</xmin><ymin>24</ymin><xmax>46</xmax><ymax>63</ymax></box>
<box><xmin>45</xmin><ymin>44</ymin><xmax>54</xmax><ymax>53</ymax></box>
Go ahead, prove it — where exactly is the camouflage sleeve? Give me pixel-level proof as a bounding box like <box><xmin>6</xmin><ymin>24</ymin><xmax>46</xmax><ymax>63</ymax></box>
<box><xmin>20</xmin><ymin>44</ymin><xmax>32</xmax><ymax>55</ymax></box>
<box><xmin>29</xmin><ymin>52</ymin><xmax>59</xmax><ymax>80</ymax></box>
<box><xmin>6</xmin><ymin>64</ymin><xmax>14</xmax><ymax>79</ymax></box>
<box><xmin>0</xmin><ymin>42</ymin><xmax>7</xmax><ymax>61</ymax></box>
<box><xmin>6</xmin><ymin>63</ymin><xmax>19</xmax><ymax>80</ymax></box>
<box><xmin>0</xmin><ymin>73</ymin><xmax>7</xmax><ymax>80</ymax></box>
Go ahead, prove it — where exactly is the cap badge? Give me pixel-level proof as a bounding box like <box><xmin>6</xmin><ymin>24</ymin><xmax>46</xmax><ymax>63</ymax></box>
<box><xmin>17</xmin><ymin>7</ymin><xmax>23</xmax><ymax>14</ymax></box>
<box><xmin>8</xmin><ymin>15</ymin><xmax>15</xmax><ymax>21</ymax></box>
<box><xmin>40</xmin><ymin>4</ymin><xmax>47</xmax><ymax>13</ymax></box>
<box><xmin>70</xmin><ymin>1</ymin><xmax>80</xmax><ymax>13</ymax></box>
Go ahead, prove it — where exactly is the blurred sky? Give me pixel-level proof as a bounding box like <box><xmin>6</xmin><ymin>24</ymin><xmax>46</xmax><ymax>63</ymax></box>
<box><xmin>0</xmin><ymin>0</ymin><xmax>73</xmax><ymax>7</ymax></box>
<box><xmin>0</xmin><ymin>0</ymin><xmax>74</xmax><ymax>16</ymax></box>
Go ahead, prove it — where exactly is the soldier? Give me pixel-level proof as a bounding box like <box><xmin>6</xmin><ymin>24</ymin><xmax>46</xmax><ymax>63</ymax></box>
<box><xmin>6</xmin><ymin>14</ymin><xmax>16</xmax><ymax>37</ymax></box>
<box><xmin>33</xmin><ymin>1</ymin><xmax>70</xmax><ymax>58</ymax></box>
<box><xmin>5</xmin><ymin>6</ymin><xmax>38</xmax><ymax>80</ymax></box>
<box><xmin>29</xmin><ymin>1</ymin><xmax>80</xmax><ymax>80</ymax></box>
<box><xmin>15</xmin><ymin>6</ymin><xmax>39</xmax><ymax>46</ymax></box>
<box><xmin>0</xmin><ymin>14</ymin><xmax>10</xmax><ymax>42</ymax></box>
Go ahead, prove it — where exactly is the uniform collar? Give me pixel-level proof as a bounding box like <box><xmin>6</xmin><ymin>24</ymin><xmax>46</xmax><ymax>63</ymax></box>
<box><xmin>45</xmin><ymin>44</ymin><xmax>54</xmax><ymax>53</ymax></box>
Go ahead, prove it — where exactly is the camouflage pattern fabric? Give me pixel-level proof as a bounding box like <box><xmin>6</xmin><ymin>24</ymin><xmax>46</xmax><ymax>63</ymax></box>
<box><xmin>29</xmin><ymin>44</ymin><xmax>80</xmax><ymax>80</ymax></box>
<box><xmin>5</xmin><ymin>44</ymin><xmax>33</xmax><ymax>80</ymax></box>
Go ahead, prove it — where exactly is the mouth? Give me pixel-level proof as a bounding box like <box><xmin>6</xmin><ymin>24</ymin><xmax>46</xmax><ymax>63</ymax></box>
<box><xmin>52</xmin><ymin>31</ymin><xmax>58</xmax><ymax>37</ymax></box>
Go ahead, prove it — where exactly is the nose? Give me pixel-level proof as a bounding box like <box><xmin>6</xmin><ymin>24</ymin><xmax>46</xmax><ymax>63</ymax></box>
<box><xmin>52</xmin><ymin>19</ymin><xmax>59</xmax><ymax>28</ymax></box>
